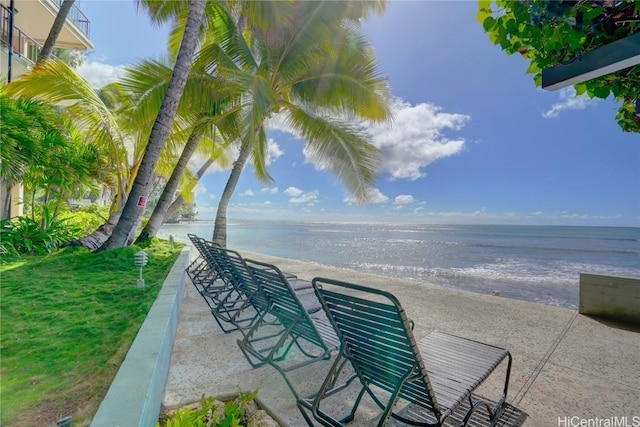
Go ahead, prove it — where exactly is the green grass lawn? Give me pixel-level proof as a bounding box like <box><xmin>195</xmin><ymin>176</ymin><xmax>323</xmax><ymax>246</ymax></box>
<box><xmin>0</xmin><ymin>240</ymin><xmax>184</xmax><ymax>427</ymax></box>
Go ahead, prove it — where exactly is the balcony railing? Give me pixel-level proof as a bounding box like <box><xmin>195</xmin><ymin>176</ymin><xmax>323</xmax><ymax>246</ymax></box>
<box><xmin>51</xmin><ymin>0</ymin><xmax>90</xmax><ymax>38</ymax></box>
<box><xmin>0</xmin><ymin>4</ymin><xmax>41</xmax><ymax>64</ymax></box>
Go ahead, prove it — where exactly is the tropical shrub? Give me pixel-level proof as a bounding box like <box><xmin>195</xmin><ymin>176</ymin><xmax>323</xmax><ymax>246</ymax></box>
<box><xmin>0</xmin><ymin>208</ymin><xmax>81</xmax><ymax>256</ymax></box>
<box><xmin>159</xmin><ymin>390</ymin><xmax>261</xmax><ymax>427</ymax></box>
<box><xmin>60</xmin><ymin>203</ymin><xmax>111</xmax><ymax>235</ymax></box>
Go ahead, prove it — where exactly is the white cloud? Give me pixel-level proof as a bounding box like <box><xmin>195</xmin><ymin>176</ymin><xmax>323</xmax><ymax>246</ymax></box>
<box><xmin>288</xmin><ymin>189</ymin><xmax>319</xmax><ymax>204</ymax></box>
<box><xmin>542</xmin><ymin>87</ymin><xmax>599</xmax><ymax>118</ymax></box>
<box><xmin>193</xmin><ymin>183</ymin><xmax>206</xmax><ymax>195</ymax></box>
<box><xmin>284</xmin><ymin>187</ymin><xmax>304</xmax><ymax>197</ymax></box>
<box><xmin>284</xmin><ymin>186</ymin><xmax>319</xmax><ymax>204</ymax></box>
<box><xmin>273</xmin><ymin>99</ymin><xmax>469</xmax><ymax>182</ymax></box>
<box><xmin>359</xmin><ymin>99</ymin><xmax>469</xmax><ymax>181</ymax></box>
<box><xmin>344</xmin><ymin>187</ymin><xmax>389</xmax><ymax>204</ymax></box>
<box><xmin>265</xmin><ymin>138</ymin><xmax>284</xmax><ymax>165</ymax></box>
<box><xmin>394</xmin><ymin>195</ymin><xmax>415</xmax><ymax>205</ymax></box>
<box><xmin>76</xmin><ymin>60</ymin><xmax>126</xmax><ymax>89</ymax></box>
<box><xmin>261</xmin><ymin>187</ymin><xmax>278</xmax><ymax>194</ymax></box>
<box><xmin>368</xmin><ymin>188</ymin><xmax>390</xmax><ymax>204</ymax></box>
<box><xmin>240</xmin><ymin>189</ymin><xmax>254</xmax><ymax>196</ymax></box>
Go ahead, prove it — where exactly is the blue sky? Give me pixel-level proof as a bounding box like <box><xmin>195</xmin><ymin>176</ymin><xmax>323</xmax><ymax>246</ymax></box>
<box><xmin>76</xmin><ymin>0</ymin><xmax>639</xmax><ymax>227</ymax></box>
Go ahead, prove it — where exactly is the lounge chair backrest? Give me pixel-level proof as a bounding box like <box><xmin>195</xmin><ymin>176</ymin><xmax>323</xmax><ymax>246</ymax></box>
<box><xmin>187</xmin><ymin>234</ymin><xmax>210</xmax><ymax>259</ymax></box>
<box><xmin>214</xmin><ymin>247</ymin><xmax>271</xmax><ymax>312</ymax></box>
<box><xmin>311</xmin><ymin>277</ymin><xmax>441</xmax><ymax>420</ymax></box>
<box><xmin>198</xmin><ymin>241</ymin><xmax>227</xmax><ymax>276</ymax></box>
<box><xmin>246</xmin><ymin>259</ymin><xmax>328</xmax><ymax>351</ymax></box>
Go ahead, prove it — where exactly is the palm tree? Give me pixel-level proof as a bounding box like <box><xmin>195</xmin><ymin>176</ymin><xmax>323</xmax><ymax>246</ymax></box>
<box><xmin>38</xmin><ymin>0</ymin><xmax>76</xmax><ymax>62</ymax></box>
<box><xmin>207</xmin><ymin>0</ymin><xmax>391</xmax><ymax>246</ymax></box>
<box><xmin>111</xmin><ymin>56</ymin><xmax>237</xmax><ymax>243</ymax></box>
<box><xmin>135</xmin><ymin>124</ymin><xmax>230</xmax><ymax>242</ymax></box>
<box><xmin>98</xmin><ymin>0</ymin><xmax>207</xmax><ymax>250</ymax></box>
<box><xmin>4</xmin><ymin>54</ymin><xmax>229</xmax><ymax>249</ymax></box>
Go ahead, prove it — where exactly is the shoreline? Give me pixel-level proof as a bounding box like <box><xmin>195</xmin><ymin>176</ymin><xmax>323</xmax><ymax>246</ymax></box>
<box><xmin>157</xmin><ymin>224</ymin><xmax>640</xmax><ymax>311</ymax></box>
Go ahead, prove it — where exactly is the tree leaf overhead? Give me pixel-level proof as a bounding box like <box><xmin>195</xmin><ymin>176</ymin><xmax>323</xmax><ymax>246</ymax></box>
<box><xmin>478</xmin><ymin>0</ymin><xmax>639</xmax><ymax>132</ymax></box>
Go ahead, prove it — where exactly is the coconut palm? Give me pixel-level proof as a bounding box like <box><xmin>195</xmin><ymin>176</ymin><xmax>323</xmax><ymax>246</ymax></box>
<box><xmin>5</xmin><ymin>53</ymin><xmax>230</xmax><ymax>248</ymax></box>
<box><xmin>110</xmin><ymin>56</ymin><xmax>236</xmax><ymax>243</ymax></box>
<box><xmin>204</xmin><ymin>0</ymin><xmax>391</xmax><ymax>246</ymax></box>
<box><xmin>99</xmin><ymin>0</ymin><xmax>207</xmax><ymax>250</ymax></box>
<box><xmin>135</xmin><ymin>125</ymin><xmax>231</xmax><ymax>241</ymax></box>
<box><xmin>38</xmin><ymin>0</ymin><xmax>76</xmax><ymax>62</ymax></box>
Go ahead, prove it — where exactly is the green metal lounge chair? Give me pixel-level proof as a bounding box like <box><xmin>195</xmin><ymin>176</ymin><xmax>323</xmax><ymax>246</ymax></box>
<box><xmin>239</xmin><ymin>259</ymin><xmax>342</xmax><ymax>424</ymax></box>
<box><xmin>212</xmin><ymin>248</ymin><xmax>321</xmax><ymax>337</ymax></box>
<box><xmin>185</xmin><ymin>234</ymin><xmax>244</xmax><ymax>333</ymax></box>
<box><xmin>186</xmin><ymin>233</ymin><xmax>220</xmax><ymax>291</ymax></box>
<box><xmin>301</xmin><ymin>277</ymin><xmax>512</xmax><ymax>427</ymax></box>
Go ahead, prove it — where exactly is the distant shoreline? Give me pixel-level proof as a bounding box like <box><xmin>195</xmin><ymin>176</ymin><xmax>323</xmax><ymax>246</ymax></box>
<box><xmin>165</xmin><ymin>218</ymin><xmax>640</xmax><ymax>230</ymax></box>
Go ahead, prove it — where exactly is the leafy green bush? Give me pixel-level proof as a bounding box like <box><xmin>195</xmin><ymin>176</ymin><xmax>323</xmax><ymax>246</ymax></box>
<box><xmin>0</xmin><ymin>208</ymin><xmax>80</xmax><ymax>256</ymax></box>
<box><xmin>159</xmin><ymin>390</ymin><xmax>260</xmax><ymax>427</ymax></box>
<box><xmin>60</xmin><ymin>209</ymin><xmax>106</xmax><ymax>235</ymax></box>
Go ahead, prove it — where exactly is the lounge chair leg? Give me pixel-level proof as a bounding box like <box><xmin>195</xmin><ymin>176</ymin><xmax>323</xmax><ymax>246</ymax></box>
<box><xmin>461</xmin><ymin>399</ymin><xmax>484</xmax><ymax>427</ymax></box>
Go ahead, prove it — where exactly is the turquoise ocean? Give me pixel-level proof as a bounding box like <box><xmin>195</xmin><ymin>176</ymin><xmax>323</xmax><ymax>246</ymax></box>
<box><xmin>159</xmin><ymin>221</ymin><xmax>640</xmax><ymax>309</ymax></box>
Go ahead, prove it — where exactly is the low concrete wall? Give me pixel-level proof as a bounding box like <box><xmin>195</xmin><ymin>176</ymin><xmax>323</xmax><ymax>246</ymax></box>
<box><xmin>579</xmin><ymin>273</ymin><xmax>640</xmax><ymax>324</ymax></box>
<box><xmin>90</xmin><ymin>246</ymin><xmax>190</xmax><ymax>427</ymax></box>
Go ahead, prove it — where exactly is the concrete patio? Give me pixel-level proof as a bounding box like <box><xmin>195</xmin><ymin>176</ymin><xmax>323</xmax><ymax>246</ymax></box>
<box><xmin>163</xmin><ymin>250</ymin><xmax>640</xmax><ymax>427</ymax></box>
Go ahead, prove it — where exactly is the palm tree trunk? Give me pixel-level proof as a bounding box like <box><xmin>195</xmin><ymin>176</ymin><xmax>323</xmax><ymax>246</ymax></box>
<box><xmin>98</xmin><ymin>0</ymin><xmax>206</xmax><ymax>252</ymax></box>
<box><xmin>38</xmin><ymin>0</ymin><xmax>76</xmax><ymax>62</ymax></box>
<box><xmin>164</xmin><ymin>156</ymin><xmax>214</xmax><ymax>221</ymax></box>
<box><xmin>136</xmin><ymin>128</ymin><xmax>204</xmax><ymax>243</ymax></box>
<box><xmin>65</xmin><ymin>188</ymin><xmax>127</xmax><ymax>250</ymax></box>
<box><xmin>30</xmin><ymin>188</ymin><xmax>36</xmax><ymax>219</ymax></box>
<box><xmin>212</xmin><ymin>140</ymin><xmax>251</xmax><ymax>247</ymax></box>
<box><xmin>67</xmin><ymin>214</ymin><xmax>119</xmax><ymax>250</ymax></box>
<box><xmin>2</xmin><ymin>182</ymin><xmax>11</xmax><ymax>219</ymax></box>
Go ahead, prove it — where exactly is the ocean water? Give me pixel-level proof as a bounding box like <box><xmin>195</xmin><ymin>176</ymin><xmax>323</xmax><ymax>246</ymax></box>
<box><xmin>158</xmin><ymin>221</ymin><xmax>640</xmax><ymax>309</ymax></box>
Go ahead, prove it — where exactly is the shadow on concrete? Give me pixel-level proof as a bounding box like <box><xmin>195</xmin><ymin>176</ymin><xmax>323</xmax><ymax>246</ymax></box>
<box><xmin>388</xmin><ymin>399</ymin><xmax>528</xmax><ymax>427</ymax></box>
<box><xmin>581</xmin><ymin>314</ymin><xmax>640</xmax><ymax>333</ymax></box>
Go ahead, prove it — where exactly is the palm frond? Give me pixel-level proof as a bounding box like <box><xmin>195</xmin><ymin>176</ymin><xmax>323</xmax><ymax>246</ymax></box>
<box><xmin>242</xmin><ymin>0</ymin><xmax>297</xmax><ymax>35</ymax></box>
<box><xmin>290</xmin><ymin>31</ymin><xmax>391</xmax><ymax>122</ymax></box>
<box><xmin>285</xmin><ymin>106</ymin><xmax>379</xmax><ymax>203</ymax></box>
<box><xmin>6</xmin><ymin>59</ymin><xmax>129</xmax><ymax>176</ymax></box>
<box><xmin>249</xmin><ymin>126</ymin><xmax>273</xmax><ymax>184</ymax></box>
<box><xmin>136</xmin><ymin>0</ymin><xmax>189</xmax><ymax>26</ymax></box>
<box><xmin>118</xmin><ymin>58</ymin><xmax>173</xmax><ymax>128</ymax></box>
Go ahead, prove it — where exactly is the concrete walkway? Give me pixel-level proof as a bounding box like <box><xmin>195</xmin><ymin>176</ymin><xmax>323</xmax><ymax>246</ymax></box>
<box><xmin>163</xmin><ymin>250</ymin><xmax>640</xmax><ymax>427</ymax></box>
